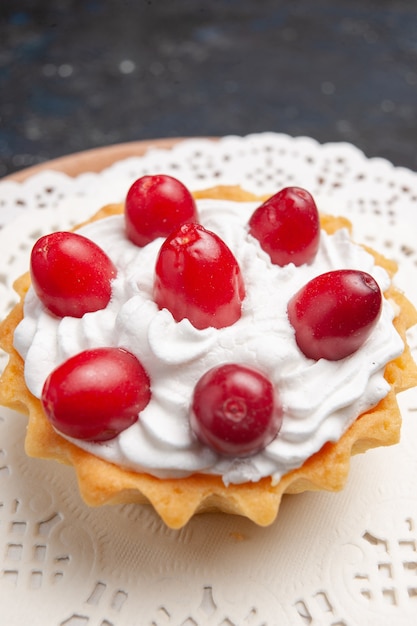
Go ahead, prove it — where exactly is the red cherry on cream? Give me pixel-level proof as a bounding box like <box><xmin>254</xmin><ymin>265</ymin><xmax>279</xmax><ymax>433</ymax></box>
<box><xmin>30</xmin><ymin>231</ymin><xmax>117</xmax><ymax>318</ymax></box>
<box><xmin>125</xmin><ymin>174</ymin><xmax>198</xmax><ymax>246</ymax></box>
<box><xmin>41</xmin><ymin>347</ymin><xmax>151</xmax><ymax>442</ymax></box>
<box><xmin>249</xmin><ymin>186</ymin><xmax>320</xmax><ymax>266</ymax></box>
<box><xmin>154</xmin><ymin>223</ymin><xmax>245</xmax><ymax>330</ymax></box>
<box><xmin>287</xmin><ymin>269</ymin><xmax>382</xmax><ymax>360</ymax></box>
<box><xmin>190</xmin><ymin>363</ymin><xmax>283</xmax><ymax>457</ymax></box>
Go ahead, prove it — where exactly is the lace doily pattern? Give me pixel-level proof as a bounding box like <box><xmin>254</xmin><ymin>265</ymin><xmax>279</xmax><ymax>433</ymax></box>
<box><xmin>1</xmin><ymin>133</ymin><xmax>417</xmax><ymax>625</ymax></box>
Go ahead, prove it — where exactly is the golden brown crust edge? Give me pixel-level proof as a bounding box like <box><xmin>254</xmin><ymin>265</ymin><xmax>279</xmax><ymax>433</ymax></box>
<box><xmin>0</xmin><ymin>186</ymin><xmax>416</xmax><ymax>529</ymax></box>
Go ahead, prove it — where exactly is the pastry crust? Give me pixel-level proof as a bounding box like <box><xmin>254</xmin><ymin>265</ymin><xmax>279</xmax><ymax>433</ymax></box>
<box><xmin>1</xmin><ymin>186</ymin><xmax>416</xmax><ymax>529</ymax></box>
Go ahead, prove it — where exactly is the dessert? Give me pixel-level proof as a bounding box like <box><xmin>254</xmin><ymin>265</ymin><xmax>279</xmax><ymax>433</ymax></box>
<box><xmin>1</xmin><ymin>177</ymin><xmax>416</xmax><ymax>529</ymax></box>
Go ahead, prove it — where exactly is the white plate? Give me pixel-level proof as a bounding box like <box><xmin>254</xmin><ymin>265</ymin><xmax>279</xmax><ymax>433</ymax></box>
<box><xmin>1</xmin><ymin>133</ymin><xmax>417</xmax><ymax>626</ymax></box>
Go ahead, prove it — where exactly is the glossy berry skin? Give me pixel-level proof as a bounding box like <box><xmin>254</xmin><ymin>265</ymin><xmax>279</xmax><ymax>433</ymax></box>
<box><xmin>249</xmin><ymin>186</ymin><xmax>320</xmax><ymax>266</ymax></box>
<box><xmin>125</xmin><ymin>174</ymin><xmax>198</xmax><ymax>246</ymax></box>
<box><xmin>30</xmin><ymin>231</ymin><xmax>117</xmax><ymax>318</ymax></box>
<box><xmin>154</xmin><ymin>223</ymin><xmax>245</xmax><ymax>330</ymax></box>
<box><xmin>287</xmin><ymin>269</ymin><xmax>382</xmax><ymax>361</ymax></box>
<box><xmin>190</xmin><ymin>364</ymin><xmax>283</xmax><ymax>457</ymax></box>
<box><xmin>42</xmin><ymin>347</ymin><xmax>151</xmax><ymax>442</ymax></box>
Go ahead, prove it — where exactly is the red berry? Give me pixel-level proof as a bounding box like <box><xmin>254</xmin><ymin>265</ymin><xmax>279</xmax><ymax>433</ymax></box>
<box><xmin>190</xmin><ymin>364</ymin><xmax>283</xmax><ymax>457</ymax></box>
<box><xmin>125</xmin><ymin>174</ymin><xmax>198</xmax><ymax>246</ymax></box>
<box><xmin>30</xmin><ymin>231</ymin><xmax>117</xmax><ymax>318</ymax></box>
<box><xmin>42</xmin><ymin>347</ymin><xmax>151</xmax><ymax>441</ymax></box>
<box><xmin>154</xmin><ymin>223</ymin><xmax>245</xmax><ymax>330</ymax></box>
<box><xmin>249</xmin><ymin>186</ymin><xmax>320</xmax><ymax>266</ymax></box>
<box><xmin>287</xmin><ymin>269</ymin><xmax>382</xmax><ymax>361</ymax></box>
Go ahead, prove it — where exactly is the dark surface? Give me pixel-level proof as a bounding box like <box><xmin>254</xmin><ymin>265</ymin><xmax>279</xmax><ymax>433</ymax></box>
<box><xmin>1</xmin><ymin>0</ymin><xmax>417</xmax><ymax>178</ymax></box>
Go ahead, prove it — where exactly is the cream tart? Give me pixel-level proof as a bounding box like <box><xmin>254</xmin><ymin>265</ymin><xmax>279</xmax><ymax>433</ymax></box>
<box><xmin>0</xmin><ymin>180</ymin><xmax>416</xmax><ymax>529</ymax></box>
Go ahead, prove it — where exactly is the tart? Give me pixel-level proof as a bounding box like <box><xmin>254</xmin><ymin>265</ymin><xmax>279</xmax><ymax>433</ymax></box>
<box><xmin>0</xmin><ymin>181</ymin><xmax>416</xmax><ymax>529</ymax></box>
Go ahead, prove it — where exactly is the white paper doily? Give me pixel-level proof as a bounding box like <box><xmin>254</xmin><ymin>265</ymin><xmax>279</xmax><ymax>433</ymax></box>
<box><xmin>1</xmin><ymin>133</ymin><xmax>417</xmax><ymax>626</ymax></box>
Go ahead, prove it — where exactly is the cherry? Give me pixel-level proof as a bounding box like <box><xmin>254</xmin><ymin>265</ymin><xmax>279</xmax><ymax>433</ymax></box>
<box><xmin>30</xmin><ymin>231</ymin><xmax>117</xmax><ymax>318</ymax></box>
<box><xmin>287</xmin><ymin>269</ymin><xmax>382</xmax><ymax>361</ymax></box>
<box><xmin>41</xmin><ymin>347</ymin><xmax>151</xmax><ymax>441</ymax></box>
<box><xmin>154</xmin><ymin>223</ymin><xmax>245</xmax><ymax>330</ymax></box>
<box><xmin>190</xmin><ymin>364</ymin><xmax>283</xmax><ymax>457</ymax></box>
<box><xmin>248</xmin><ymin>186</ymin><xmax>320</xmax><ymax>266</ymax></box>
<box><xmin>125</xmin><ymin>174</ymin><xmax>198</xmax><ymax>246</ymax></box>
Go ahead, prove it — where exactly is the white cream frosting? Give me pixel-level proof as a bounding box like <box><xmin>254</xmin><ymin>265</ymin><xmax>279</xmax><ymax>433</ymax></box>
<box><xmin>14</xmin><ymin>199</ymin><xmax>404</xmax><ymax>485</ymax></box>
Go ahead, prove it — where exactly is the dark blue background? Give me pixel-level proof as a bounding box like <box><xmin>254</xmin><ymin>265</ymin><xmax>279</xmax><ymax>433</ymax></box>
<box><xmin>1</xmin><ymin>0</ymin><xmax>416</xmax><ymax>177</ymax></box>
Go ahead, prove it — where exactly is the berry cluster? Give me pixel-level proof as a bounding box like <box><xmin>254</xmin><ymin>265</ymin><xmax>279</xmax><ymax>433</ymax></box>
<box><xmin>31</xmin><ymin>175</ymin><xmax>382</xmax><ymax>457</ymax></box>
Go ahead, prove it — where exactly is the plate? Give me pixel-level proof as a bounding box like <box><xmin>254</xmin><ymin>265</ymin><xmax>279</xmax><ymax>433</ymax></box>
<box><xmin>5</xmin><ymin>138</ymin><xmax>184</xmax><ymax>182</ymax></box>
<box><xmin>1</xmin><ymin>133</ymin><xmax>417</xmax><ymax>626</ymax></box>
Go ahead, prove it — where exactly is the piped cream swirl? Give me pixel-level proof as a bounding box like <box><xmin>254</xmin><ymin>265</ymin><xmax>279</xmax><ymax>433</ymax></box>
<box><xmin>14</xmin><ymin>199</ymin><xmax>404</xmax><ymax>485</ymax></box>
